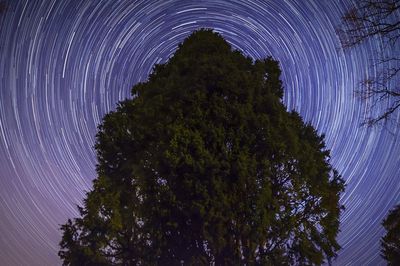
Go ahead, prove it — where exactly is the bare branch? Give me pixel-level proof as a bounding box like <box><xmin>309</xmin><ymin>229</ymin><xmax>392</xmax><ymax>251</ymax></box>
<box><xmin>338</xmin><ymin>0</ymin><xmax>400</xmax><ymax>127</ymax></box>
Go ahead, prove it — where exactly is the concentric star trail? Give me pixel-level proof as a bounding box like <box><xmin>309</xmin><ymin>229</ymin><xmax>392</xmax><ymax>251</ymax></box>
<box><xmin>0</xmin><ymin>1</ymin><xmax>399</xmax><ymax>265</ymax></box>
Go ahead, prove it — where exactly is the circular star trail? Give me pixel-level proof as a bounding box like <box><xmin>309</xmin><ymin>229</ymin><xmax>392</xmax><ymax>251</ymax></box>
<box><xmin>0</xmin><ymin>0</ymin><xmax>399</xmax><ymax>265</ymax></box>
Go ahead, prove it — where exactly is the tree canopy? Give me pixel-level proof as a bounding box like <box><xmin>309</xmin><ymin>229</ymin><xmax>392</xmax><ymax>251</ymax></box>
<box><xmin>381</xmin><ymin>204</ymin><xmax>400</xmax><ymax>264</ymax></box>
<box><xmin>59</xmin><ymin>29</ymin><xmax>345</xmax><ymax>265</ymax></box>
<box><xmin>337</xmin><ymin>0</ymin><xmax>400</xmax><ymax>126</ymax></box>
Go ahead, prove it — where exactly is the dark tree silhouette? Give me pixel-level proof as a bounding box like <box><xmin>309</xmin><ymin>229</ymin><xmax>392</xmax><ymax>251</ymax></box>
<box><xmin>381</xmin><ymin>204</ymin><xmax>400</xmax><ymax>264</ymax></box>
<box><xmin>59</xmin><ymin>29</ymin><xmax>345</xmax><ymax>265</ymax></box>
<box><xmin>337</xmin><ymin>0</ymin><xmax>400</xmax><ymax>126</ymax></box>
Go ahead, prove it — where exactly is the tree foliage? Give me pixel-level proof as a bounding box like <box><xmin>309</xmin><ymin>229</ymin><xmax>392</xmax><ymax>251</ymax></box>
<box><xmin>337</xmin><ymin>0</ymin><xmax>400</xmax><ymax>126</ymax></box>
<box><xmin>381</xmin><ymin>204</ymin><xmax>400</xmax><ymax>264</ymax></box>
<box><xmin>59</xmin><ymin>29</ymin><xmax>345</xmax><ymax>265</ymax></box>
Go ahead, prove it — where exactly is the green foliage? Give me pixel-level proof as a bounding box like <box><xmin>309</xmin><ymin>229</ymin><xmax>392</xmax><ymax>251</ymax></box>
<box><xmin>381</xmin><ymin>204</ymin><xmax>400</xmax><ymax>265</ymax></box>
<box><xmin>59</xmin><ymin>29</ymin><xmax>345</xmax><ymax>265</ymax></box>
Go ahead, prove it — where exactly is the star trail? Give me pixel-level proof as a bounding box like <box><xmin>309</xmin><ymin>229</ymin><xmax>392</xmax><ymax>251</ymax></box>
<box><xmin>0</xmin><ymin>0</ymin><xmax>399</xmax><ymax>265</ymax></box>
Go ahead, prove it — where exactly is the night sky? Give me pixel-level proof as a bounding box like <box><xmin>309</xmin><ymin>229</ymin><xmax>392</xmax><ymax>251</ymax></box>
<box><xmin>0</xmin><ymin>0</ymin><xmax>399</xmax><ymax>265</ymax></box>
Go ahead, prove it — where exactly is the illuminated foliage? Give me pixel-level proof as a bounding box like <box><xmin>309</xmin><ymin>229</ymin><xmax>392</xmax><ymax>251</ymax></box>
<box><xmin>59</xmin><ymin>30</ymin><xmax>345</xmax><ymax>265</ymax></box>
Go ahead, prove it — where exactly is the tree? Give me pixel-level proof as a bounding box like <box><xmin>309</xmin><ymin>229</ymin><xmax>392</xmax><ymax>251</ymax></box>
<box><xmin>59</xmin><ymin>29</ymin><xmax>345</xmax><ymax>265</ymax></box>
<box><xmin>381</xmin><ymin>204</ymin><xmax>400</xmax><ymax>264</ymax></box>
<box><xmin>337</xmin><ymin>0</ymin><xmax>400</xmax><ymax>126</ymax></box>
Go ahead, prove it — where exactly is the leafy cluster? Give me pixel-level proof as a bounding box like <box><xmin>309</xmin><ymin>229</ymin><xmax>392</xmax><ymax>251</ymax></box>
<box><xmin>59</xmin><ymin>30</ymin><xmax>345</xmax><ymax>265</ymax></box>
<box><xmin>381</xmin><ymin>204</ymin><xmax>400</xmax><ymax>264</ymax></box>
